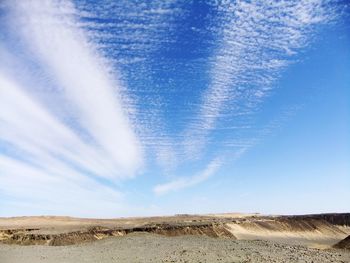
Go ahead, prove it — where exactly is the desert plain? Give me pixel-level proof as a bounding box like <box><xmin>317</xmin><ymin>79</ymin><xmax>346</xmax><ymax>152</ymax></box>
<box><xmin>0</xmin><ymin>213</ymin><xmax>349</xmax><ymax>262</ymax></box>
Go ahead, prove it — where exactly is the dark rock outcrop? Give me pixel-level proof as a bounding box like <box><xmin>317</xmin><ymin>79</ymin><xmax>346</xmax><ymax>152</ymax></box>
<box><xmin>0</xmin><ymin>223</ymin><xmax>235</xmax><ymax>246</ymax></box>
<box><xmin>287</xmin><ymin>213</ymin><xmax>350</xmax><ymax>227</ymax></box>
<box><xmin>334</xmin><ymin>235</ymin><xmax>350</xmax><ymax>250</ymax></box>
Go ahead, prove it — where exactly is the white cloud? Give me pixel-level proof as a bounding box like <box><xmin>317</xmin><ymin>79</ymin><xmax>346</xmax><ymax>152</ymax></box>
<box><xmin>154</xmin><ymin>158</ymin><xmax>222</xmax><ymax>195</ymax></box>
<box><xmin>8</xmin><ymin>0</ymin><xmax>142</xmax><ymax>177</ymax></box>
<box><xmin>0</xmin><ymin>73</ymin><xmax>128</xmax><ymax>217</ymax></box>
<box><xmin>0</xmin><ymin>0</ymin><xmax>145</xmax><ymax>216</ymax></box>
<box><xmin>0</xmin><ymin>152</ymin><xmax>124</xmax><ymax>218</ymax></box>
<box><xmin>182</xmin><ymin>0</ymin><xmax>336</xmax><ymax>159</ymax></box>
<box><xmin>0</xmin><ymin>73</ymin><xmax>114</xmax><ymax>178</ymax></box>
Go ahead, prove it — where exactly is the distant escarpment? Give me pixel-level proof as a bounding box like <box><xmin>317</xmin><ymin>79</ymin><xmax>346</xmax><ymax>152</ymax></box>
<box><xmin>0</xmin><ymin>223</ymin><xmax>235</xmax><ymax>246</ymax></box>
<box><xmin>288</xmin><ymin>213</ymin><xmax>350</xmax><ymax>227</ymax></box>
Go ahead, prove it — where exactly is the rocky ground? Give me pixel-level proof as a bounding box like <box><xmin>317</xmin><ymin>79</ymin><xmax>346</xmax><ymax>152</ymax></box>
<box><xmin>0</xmin><ymin>233</ymin><xmax>350</xmax><ymax>263</ymax></box>
<box><xmin>1</xmin><ymin>214</ymin><xmax>349</xmax><ymax>262</ymax></box>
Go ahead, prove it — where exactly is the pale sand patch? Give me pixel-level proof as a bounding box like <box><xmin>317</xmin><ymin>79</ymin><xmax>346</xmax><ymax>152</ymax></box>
<box><xmin>338</xmin><ymin>225</ymin><xmax>350</xmax><ymax>235</ymax></box>
<box><xmin>226</xmin><ymin>221</ymin><xmax>347</xmax><ymax>247</ymax></box>
<box><xmin>206</xmin><ymin>213</ymin><xmax>261</xmax><ymax>218</ymax></box>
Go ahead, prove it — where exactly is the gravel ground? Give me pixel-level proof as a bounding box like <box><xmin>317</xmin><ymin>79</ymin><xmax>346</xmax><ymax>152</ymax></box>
<box><xmin>1</xmin><ymin>233</ymin><xmax>349</xmax><ymax>263</ymax></box>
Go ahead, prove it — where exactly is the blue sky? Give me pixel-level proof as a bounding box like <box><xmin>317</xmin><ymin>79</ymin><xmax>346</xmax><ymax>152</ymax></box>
<box><xmin>0</xmin><ymin>0</ymin><xmax>349</xmax><ymax>217</ymax></box>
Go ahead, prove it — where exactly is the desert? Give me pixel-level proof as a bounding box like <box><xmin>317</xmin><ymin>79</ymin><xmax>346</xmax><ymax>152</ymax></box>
<box><xmin>1</xmin><ymin>213</ymin><xmax>349</xmax><ymax>262</ymax></box>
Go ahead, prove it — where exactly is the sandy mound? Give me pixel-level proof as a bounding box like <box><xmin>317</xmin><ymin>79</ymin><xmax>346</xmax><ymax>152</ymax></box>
<box><xmin>333</xmin><ymin>235</ymin><xmax>350</xmax><ymax>249</ymax></box>
<box><xmin>226</xmin><ymin>217</ymin><xmax>347</xmax><ymax>247</ymax></box>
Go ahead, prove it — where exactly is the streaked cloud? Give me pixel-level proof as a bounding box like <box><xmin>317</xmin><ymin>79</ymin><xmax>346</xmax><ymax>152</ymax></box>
<box><xmin>0</xmin><ymin>0</ymin><xmax>143</xmax><ymax>215</ymax></box>
<box><xmin>2</xmin><ymin>0</ymin><xmax>142</xmax><ymax>178</ymax></box>
<box><xmin>154</xmin><ymin>158</ymin><xmax>222</xmax><ymax>195</ymax></box>
<box><xmin>0</xmin><ymin>153</ymin><xmax>122</xmax><ymax>217</ymax></box>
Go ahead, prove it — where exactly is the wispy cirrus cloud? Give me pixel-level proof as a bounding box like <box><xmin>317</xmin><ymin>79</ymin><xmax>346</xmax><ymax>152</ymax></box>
<box><xmin>71</xmin><ymin>0</ymin><xmax>185</xmax><ymax>169</ymax></box>
<box><xmin>0</xmin><ymin>73</ymin><xmax>120</xmax><ymax>179</ymax></box>
<box><xmin>0</xmin><ymin>153</ymin><xmax>123</xmax><ymax>217</ymax></box>
<box><xmin>0</xmin><ymin>0</ymin><xmax>143</xmax><ymax>215</ymax></box>
<box><xmin>0</xmin><ymin>60</ymin><xmax>128</xmax><ymax>217</ymax></box>
<box><xmin>154</xmin><ymin>158</ymin><xmax>222</xmax><ymax>195</ymax></box>
<box><xmin>150</xmin><ymin>0</ymin><xmax>339</xmax><ymax>193</ymax></box>
<box><xmin>2</xmin><ymin>0</ymin><xmax>142</xmax><ymax>177</ymax></box>
<box><xmin>182</xmin><ymin>0</ymin><xmax>338</xmax><ymax>158</ymax></box>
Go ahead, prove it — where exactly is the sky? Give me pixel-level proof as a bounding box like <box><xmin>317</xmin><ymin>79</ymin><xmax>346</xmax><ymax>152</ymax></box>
<box><xmin>0</xmin><ymin>0</ymin><xmax>349</xmax><ymax>218</ymax></box>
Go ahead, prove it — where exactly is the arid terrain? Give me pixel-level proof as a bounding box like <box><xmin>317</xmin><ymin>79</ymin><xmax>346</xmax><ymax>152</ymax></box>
<box><xmin>0</xmin><ymin>213</ymin><xmax>349</xmax><ymax>262</ymax></box>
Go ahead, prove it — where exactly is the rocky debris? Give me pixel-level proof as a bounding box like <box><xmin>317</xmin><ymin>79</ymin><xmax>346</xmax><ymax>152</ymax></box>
<box><xmin>1</xmin><ymin>234</ymin><xmax>349</xmax><ymax>263</ymax></box>
<box><xmin>334</xmin><ymin>235</ymin><xmax>350</xmax><ymax>250</ymax></box>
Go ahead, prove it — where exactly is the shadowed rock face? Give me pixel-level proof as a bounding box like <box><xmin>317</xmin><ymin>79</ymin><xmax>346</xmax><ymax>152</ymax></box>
<box><xmin>334</xmin><ymin>236</ymin><xmax>350</xmax><ymax>250</ymax></box>
<box><xmin>144</xmin><ymin>223</ymin><xmax>235</xmax><ymax>238</ymax></box>
<box><xmin>0</xmin><ymin>223</ymin><xmax>235</xmax><ymax>246</ymax></box>
<box><xmin>289</xmin><ymin>214</ymin><xmax>350</xmax><ymax>227</ymax></box>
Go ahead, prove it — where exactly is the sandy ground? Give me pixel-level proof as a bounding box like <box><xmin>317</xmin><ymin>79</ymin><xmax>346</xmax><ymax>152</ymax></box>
<box><xmin>0</xmin><ymin>233</ymin><xmax>349</xmax><ymax>263</ymax></box>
